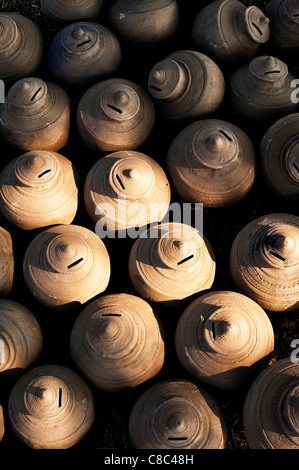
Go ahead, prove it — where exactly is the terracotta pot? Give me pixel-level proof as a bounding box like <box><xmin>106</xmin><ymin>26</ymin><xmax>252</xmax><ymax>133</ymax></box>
<box><xmin>108</xmin><ymin>0</ymin><xmax>179</xmax><ymax>48</ymax></box>
<box><xmin>192</xmin><ymin>0</ymin><xmax>270</xmax><ymax>64</ymax></box>
<box><xmin>77</xmin><ymin>78</ymin><xmax>155</xmax><ymax>152</ymax></box>
<box><xmin>0</xmin><ymin>397</ymin><xmax>4</xmax><ymax>442</ymax></box>
<box><xmin>129</xmin><ymin>379</ymin><xmax>228</xmax><ymax>449</ymax></box>
<box><xmin>229</xmin><ymin>56</ymin><xmax>298</xmax><ymax>125</ymax></box>
<box><xmin>0</xmin><ymin>77</ymin><xmax>70</xmax><ymax>152</ymax></box>
<box><xmin>84</xmin><ymin>150</ymin><xmax>171</xmax><ymax>234</ymax></box>
<box><xmin>148</xmin><ymin>50</ymin><xmax>225</xmax><ymax>121</ymax></box>
<box><xmin>0</xmin><ymin>299</ymin><xmax>43</xmax><ymax>380</ymax></box>
<box><xmin>8</xmin><ymin>364</ymin><xmax>94</xmax><ymax>449</ymax></box>
<box><xmin>230</xmin><ymin>213</ymin><xmax>299</xmax><ymax>312</ymax></box>
<box><xmin>0</xmin><ymin>227</ymin><xmax>14</xmax><ymax>297</ymax></box>
<box><xmin>70</xmin><ymin>293</ymin><xmax>165</xmax><ymax>392</ymax></box>
<box><xmin>23</xmin><ymin>224</ymin><xmax>111</xmax><ymax>310</ymax></box>
<box><xmin>0</xmin><ymin>12</ymin><xmax>43</xmax><ymax>86</ymax></box>
<box><xmin>243</xmin><ymin>358</ymin><xmax>299</xmax><ymax>449</ymax></box>
<box><xmin>175</xmin><ymin>291</ymin><xmax>274</xmax><ymax>390</ymax></box>
<box><xmin>167</xmin><ymin>119</ymin><xmax>256</xmax><ymax>207</ymax></box>
<box><xmin>128</xmin><ymin>222</ymin><xmax>216</xmax><ymax>303</ymax></box>
<box><xmin>260</xmin><ymin>113</ymin><xmax>299</xmax><ymax>200</ymax></box>
<box><xmin>48</xmin><ymin>22</ymin><xmax>121</xmax><ymax>88</ymax></box>
<box><xmin>0</xmin><ymin>150</ymin><xmax>78</xmax><ymax>230</ymax></box>
<box><xmin>265</xmin><ymin>0</ymin><xmax>299</xmax><ymax>51</ymax></box>
<box><xmin>41</xmin><ymin>0</ymin><xmax>104</xmax><ymax>25</ymax></box>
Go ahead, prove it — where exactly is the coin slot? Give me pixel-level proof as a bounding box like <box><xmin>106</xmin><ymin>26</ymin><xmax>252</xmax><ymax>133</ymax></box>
<box><xmin>269</xmin><ymin>251</ymin><xmax>286</xmax><ymax>262</ymax></box>
<box><xmin>58</xmin><ymin>388</ymin><xmax>62</xmax><ymax>407</ymax></box>
<box><xmin>38</xmin><ymin>169</ymin><xmax>52</xmax><ymax>178</ymax></box>
<box><xmin>76</xmin><ymin>39</ymin><xmax>92</xmax><ymax>47</ymax></box>
<box><xmin>219</xmin><ymin>129</ymin><xmax>232</xmax><ymax>142</ymax></box>
<box><xmin>67</xmin><ymin>258</ymin><xmax>84</xmax><ymax>269</ymax></box>
<box><xmin>293</xmin><ymin>161</ymin><xmax>299</xmax><ymax>173</ymax></box>
<box><xmin>150</xmin><ymin>85</ymin><xmax>162</xmax><ymax>92</ymax></box>
<box><xmin>31</xmin><ymin>87</ymin><xmax>42</xmax><ymax>101</ymax></box>
<box><xmin>168</xmin><ymin>437</ymin><xmax>188</xmax><ymax>441</ymax></box>
<box><xmin>116</xmin><ymin>174</ymin><xmax>125</xmax><ymax>190</ymax></box>
<box><xmin>177</xmin><ymin>254</ymin><xmax>194</xmax><ymax>265</ymax></box>
<box><xmin>107</xmin><ymin>104</ymin><xmax>123</xmax><ymax>114</ymax></box>
<box><xmin>264</xmin><ymin>70</ymin><xmax>281</xmax><ymax>74</ymax></box>
<box><xmin>101</xmin><ymin>314</ymin><xmax>122</xmax><ymax>317</ymax></box>
<box><xmin>251</xmin><ymin>22</ymin><xmax>263</xmax><ymax>35</ymax></box>
<box><xmin>212</xmin><ymin>321</ymin><xmax>216</xmax><ymax>340</ymax></box>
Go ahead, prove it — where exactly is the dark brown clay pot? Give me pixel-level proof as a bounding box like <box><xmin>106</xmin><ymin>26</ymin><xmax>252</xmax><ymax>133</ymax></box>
<box><xmin>260</xmin><ymin>113</ymin><xmax>299</xmax><ymax>200</ymax></box>
<box><xmin>108</xmin><ymin>0</ymin><xmax>179</xmax><ymax>48</ymax></box>
<box><xmin>8</xmin><ymin>364</ymin><xmax>94</xmax><ymax>449</ymax></box>
<box><xmin>0</xmin><ymin>227</ymin><xmax>14</xmax><ymax>298</ymax></box>
<box><xmin>0</xmin><ymin>397</ymin><xmax>4</xmax><ymax>442</ymax></box>
<box><xmin>70</xmin><ymin>293</ymin><xmax>165</xmax><ymax>392</ymax></box>
<box><xmin>148</xmin><ymin>50</ymin><xmax>225</xmax><ymax>121</ymax></box>
<box><xmin>0</xmin><ymin>77</ymin><xmax>71</xmax><ymax>152</ymax></box>
<box><xmin>265</xmin><ymin>0</ymin><xmax>299</xmax><ymax>51</ymax></box>
<box><xmin>0</xmin><ymin>150</ymin><xmax>78</xmax><ymax>230</ymax></box>
<box><xmin>229</xmin><ymin>56</ymin><xmax>298</xmax><ymax>125</ymax></box>
<box><xmin>230</xmin><ymin>213</ymin><xmax>299</xmax><ymax>312</ymax></box>
<box><xmin>192</xmin><ymin>0</ymin><xmax>270</xmax><ymax>64</ymax></box>
<box><xmin>77</xmin><ymin>78</ymin><xmax>155</xmax><ymax>152</ymax></box>
<box><xmin>0</xmin><ymin>12</ymin><xmax>43</xmax><ymax>86</ymax></box>
<box><xmin>128</xmin><ymin>222</ymin><xmax>216</xmax><ymax>303</ymax></box>
<box><xmin>48</xmin><ymin>22</ymin><xmax>121</xmax><ymax>88</ymax></box>
<box><xmin>243</xmin><ymin>358</ymin><xmax>299</xmax><ymax>449</ymax></box>
<box><xmin>41</xmin><ymin>0</ymin><xmax>104</xmax><ymax>25</ymax></box>
<box><xmin>84</xmin><ymin>150</ymin><xmax>171</xmax><ymax>234</ymax></box>
<box><xmin>167</xmin><ymin>119</ymin><xmax>256</xmax><ymax>207</ymax></box>
<box><xmin>175</xmin><ymin>291</ymin><xmax>274</xmax><ymax>390</ymax></box>
<box><xmin>0</xmin><ymin>299</ymin><xmax>43</xmax><ymax>380</ymax></box>
<box><xmin>23</xmin><ymin>224</ymin><xmax>111</xmax><ymax>310</ymax></box>
<box><xmin>128</xmin><ymin>379</ymin><xmax>228</xmax><ymax>449</ymax></box>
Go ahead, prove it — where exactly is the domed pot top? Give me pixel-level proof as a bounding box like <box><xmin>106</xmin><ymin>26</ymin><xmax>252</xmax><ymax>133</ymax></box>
<box><xmin>0</xmin><ymin>227</ymin><xmax>14</xmax><ymax>298</ymax></box>
<box><xmin>41</xmin><ymin>0</ymin><xmax>104</xmax><ymax>24</ymax></box>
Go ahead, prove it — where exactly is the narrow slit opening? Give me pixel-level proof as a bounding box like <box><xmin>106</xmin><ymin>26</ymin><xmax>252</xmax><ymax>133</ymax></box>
<box><xmin>38</xmin><ymin>169</ymin><xmax>51</xmax><ymax>178</ymax></box>
<box><xmin>293</xmin><ymin>13</ymin><xmax>299</xmax><ymax>17</ymax></box>
<box><xmin>67</xmin><ymin>258</ymin><xmax>83</xmax><ymax>269</ymax></box>
<box><xmin>150</xmin><ymin>85</ymin><xmax>162</xmax><ymax>92</ymax></box>
<box><xmin>212</xmin><ymin>322</ymin><xmax>216</xmax><ymax>340</ymax></box>
<box><xmin>58</xmin><ymin>388</ymin><xmax>62</xmax><ymax>407</ymax></box>
<box><xmin>264</xmin><ymin>70</ymin><xmax>281</xmax><ymax>74</ymax></box>
<box><xmin>269</xmin><ymin>251</ymin><xmax>285</xmax><ymax>262</ymax></box>
<box><xmin>168</xmin><ymin>437</ymin><xmax>188</xmax><ymax>441</ymax></box>
<box><xmin>116</xmin><ymin>174</ymin><xmax>125</xmax><ymax>190</ymax></box>
<box><xmin>219</xmin><ymin>129</ymin><xmax>232</xmax><ymax>142</ymax></box>
<box><xmin>76</xmin><ymin>39</ymin><xmax>92</xmax><ymax>47</ymax></box>
<box><xmin>293</xmin><ymin>161</ymin><xmax>299</xmax><ymax>173</ymax></box>
<box><xmin>177</xmin><ymin>254</ymin><xmax>194</xmax><ymax>266</ymax></box>
<box><xmin>31</xmin><ymin>87</ymin><xmax>42</xmax><ymax>101</ymax></box>
<box><xmin>107</xmin><ymin>104</ymin><xmax>123</xmax><ymax>114</ymax></box>
<box><xmin>251</xmin><ymin>22</ymin><xmax>263</xmax><ymax>35</ymax></box>
<box><xmin>102</xmin><ymin>314</ymin><xmax>122</xmax><ymax>317</ymax></box>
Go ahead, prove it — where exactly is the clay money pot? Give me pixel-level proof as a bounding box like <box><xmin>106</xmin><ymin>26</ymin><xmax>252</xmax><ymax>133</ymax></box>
<box><xmin>0</xmin><ymin>150</ymin><xmax>78</xmax><ymax>230</ymax></box>
<box><xmin>40</xmin><ymin>0</ymin><xmax>104</xmax><ymax>25</ymax></box>
<box><xmin>0</xmin><ymin>12</ymin><xmax>43</xmax><ymax>86</ymax></box>
<box><xmin>0</xmin><ymin>397</ymin><xmax>4</xmax><ymax>442</ymax></box>
<box><xmin>0</xmin><ymin>226</ymin><xmax>14</xmax><ymax>298</ymax></box>
<box><xmin>128</xmin><ymin>379</ymin><xmax>228</xmax><ymax>449</ymax></box>
<box><xmin>243</xmin><ymin>357</ymin><xmax>299</xmax><ymax>449</ymax></box>
<box><xmin>229</xmin><ymin>56</ymin><xmax>298</xmax><ymax>125</ymax></box>
<box><xmin>265</xmin><ymin>0</ymin><xmax>299</xmax><ymax>51</ymax></box>
<box><xmin>23</xmin><ymin>224</ymin><xmax>111</xmax><ymax>310</ymax></box>
<box><xmin>8</xmin><ymin>364</ymin><xmax>94</xmax><ymax>449</ymax></box>
<box><xmin>77</xmin><ymin>78</ymin><xmax>155</xmax><ymax>152</ymax></box>
<box><xmin>128</xmin><ymin>222</ymin><xmax>216</xmax><ymax>303</ymax></box>
<box><xmin>0</xmin><ymin>299</ymin><xmax>43</xmax><ymax>380</ymax></box>
<box><xmin>175</xmin><ymin>291</ymin><xmax>274</xmax><ymax>390</ymax></box>
<box><xmin>167</xmin><ymin>119</ymin><xmax>256</xmax><ymax>207</ymax></box>
<box><xmin>48</xmin><ymin>21</ymin><xmax>121</xmax><ymax>89</ymax></box>
<box><xmin>70</xmin><ymin>293</ymin><xmax>165</xmax><ymax>392</ymax></box>
<box><xmin>84</xmin><ymin>150</ymin><xmax>171</xmax><ymax>234</ymax></box>
<box><xmin>192</xmin><ymin>0</ymin><xmax>270</xmax><ymax>64</ymax></box>
<box><xmin>148</xmin><ymin>50</ymin><xmax>225</xmax><ymax>121</ymax></box>
<box><xmin>108</xmin><ymin>0</ymin><xmax>179</xmax><ymax>48</ymax></box>
<box><xmin>0</xmin><ymin>77</ymin><xmax>70</xmax><ymax>152</ymax></box>
<box><xmin>230</xmin><ymin>213</ymin><xmax>299</xmax><ymax>312</ymax></box>
<box><xmin>260</xmin><ymin>113</ymin><xmax>299</xmax><ymax>201</ymax></box>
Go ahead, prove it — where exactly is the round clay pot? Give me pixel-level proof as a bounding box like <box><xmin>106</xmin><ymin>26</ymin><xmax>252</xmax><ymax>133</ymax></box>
<box><xmin>108</xmin><ymin>0</ymin><xmax>179</xmax><ymax>48</ymax></box>
<box><xmin>230</xmin><ymin>213</ymin><xmax>299</xmax><ymax>312</ymax></box>
<box><xmin>175</xmin><ymin>291</ymin><xmax>274</xmax><ymax>390</ymax></box>
<box><xmin>77</xmin><ymin>78</ymin><xmax>155</xmax><ymax>152</ymax></box>
<box><xmin>129</xmin><ymin>379</ymin><xmax>228</xmax><ymax>449</ymax></box>
<box><xmin>265</xmin><ymin>0</ymin><xmax>299</xmax><ymax>51</ymax></box>
<box><xmin>167</xmin><ymin>119</ymin><xmax>256</xmax><ymax>207</ymax></box>
<box><xmin>0</xmin><ymin>227</ymin><xmax>14</xmax><ymax>298</ymax></box>
<box><xmin>0</xmin><ymin>150</ymin><xmax>78</xmax><ymax>230</ymax></box>
<box><xmin>0</xmin><ymin>397</ymin><xmax>4</xmax><ymax>442</ymax></box>
<box><xmin>260</xmin><ymin>113</ymin><xmax>299</xmax><ymax>200</ymax></box>
<box><xmin>0</xmin><ymin>77</ymin><xmax>70</xmax><ymax>152</ymax></box>
<box><xmin>229</xmin><ymin>56</ymin><xmax>298</xmax><ymax>125</ymax></box>
<box><xmin>0</xmin><ymin>299</ymin><xmax>43</xmax><ymax>380</ymax></box>
<box><xmin>148</xmin><ymin>50</ymin><xmax>225</xmax><ymax>121</ymax></box>
<box><xmin>70</xmin><ymin>293</ymin><xmax>165</xmax><ymax>392</ymax></box>
<box><xmin>8</xmin><ymin>364</ymin><xmax>94</xmax><ymax>449</ymax></box>
<box><xmin>128</xmin><ymin>222</ymin><xmax>216</xmax><ymax>303</ymax></box>
<box><xmin>48</xmin><ymin>22</ymin><xmax>121</xmax><ymax>88</ymax></box>
<box><xmin>41</xmin><ymin>0</ymin><xmax>104</xmax><ymax>25</ymax></box>
<box><xmin>84</xmin><ymin>150</ymin><xmax>171</xmax><ymax>234</ymax></box>
<box><xmin>243</xmin><ymin>358</ymin><xmax>299</xmax><ymax>449</ymax></box>
<box><xmin>0</xmin><ymin>12</ymin><xmax>43</xmax><ymax>86</ymax></box>
<box><xmin>23</xmin><ymin>224</ymin><xmax>111</xmax><ymax>310</ymax></box>
<box><xmin>192</xmin><ymin>0</ymin><xmax>270</xmax><ymax>64</ymax></box>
